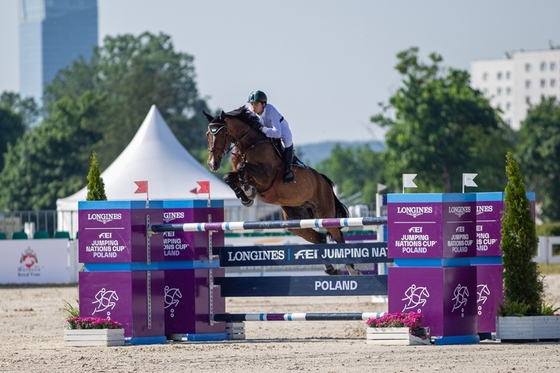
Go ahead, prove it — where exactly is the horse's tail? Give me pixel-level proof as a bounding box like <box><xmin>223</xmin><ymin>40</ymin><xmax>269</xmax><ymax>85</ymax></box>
<box><xmin>320</xmin><ymin>173</ymin><xmax>349</xmax><ymax>219</ymax></box>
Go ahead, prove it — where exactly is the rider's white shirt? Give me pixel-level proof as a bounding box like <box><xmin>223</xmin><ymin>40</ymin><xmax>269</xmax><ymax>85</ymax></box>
<box><xmin>251</xmin><ymin>103</ymin><xmax>293</xmax><ymax>147</ymax></box>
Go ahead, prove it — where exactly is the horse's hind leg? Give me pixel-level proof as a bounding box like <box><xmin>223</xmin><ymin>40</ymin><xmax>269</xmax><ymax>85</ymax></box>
<box><xmin>288</xmin><ymin>228</ymin><xmax>343</xmax><ymax>276</ymax></box>
<box><xmin>325</xmin><ymin>227</ymin><xmax>362</xmax><ymax>276</ymax></box>
<box><xmin>223</xmin><ymin>172</ymin><xmax>253</xmax><ymax>207</ymax></box>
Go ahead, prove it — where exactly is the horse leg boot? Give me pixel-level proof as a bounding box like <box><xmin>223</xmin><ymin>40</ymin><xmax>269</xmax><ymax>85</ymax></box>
<box><xmin>236</xmin><ymin>164</ymin><xmax>256</xmax><ymax>201</ymax></box>
<box><xmin>223</xmin><ymin>173</ymin><xmax>253</xmax><ymax>207</ymax></box>
<box><xmin>283</xmin><ymin>145</ymin><xmax>295</xmax><ymax>183</ymax></box>
<box><xmin>324</xmin><ymin>264</ymin><xmax>343</xmax><ymax>276</ymax></box>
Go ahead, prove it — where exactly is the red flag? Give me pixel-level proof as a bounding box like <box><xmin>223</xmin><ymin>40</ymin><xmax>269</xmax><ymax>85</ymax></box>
<box><xmin>134</xmin><ymin>181</ymin><xmax>148</xmax><ymax>194</ymax></box>
<box><xmin>190</xmin><ymin>181</ymin><xmax>210</xmax><ymax>195</ymax></box>
<box><xmin>197</xmin><ymin>181</ymin><xmax>210</xmax><ymax>194</ymax></box>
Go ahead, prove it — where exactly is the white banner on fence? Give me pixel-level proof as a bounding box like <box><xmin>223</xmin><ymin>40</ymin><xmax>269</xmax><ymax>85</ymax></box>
<box><xmin>0</xmin><ymin>239</ymin><xmax>71</xmax><ymax>284</ymax></box>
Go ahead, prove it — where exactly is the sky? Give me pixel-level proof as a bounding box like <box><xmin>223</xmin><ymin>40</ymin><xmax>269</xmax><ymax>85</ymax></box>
<box><xmin>1</xmin><ymin>0</ymin><xmax>560</xmax><ymax>145</ymax></box>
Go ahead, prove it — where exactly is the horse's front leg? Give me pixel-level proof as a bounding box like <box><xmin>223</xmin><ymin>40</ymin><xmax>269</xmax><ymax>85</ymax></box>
<box><xmin>223</xmin><ymin>171</ymin><xmax>253</xmax><ymax>207</ymax></box>
<box><xmin>236</xmin><ymin>163</ymin><xmax>257</xmax><ymax>201</ymax></box>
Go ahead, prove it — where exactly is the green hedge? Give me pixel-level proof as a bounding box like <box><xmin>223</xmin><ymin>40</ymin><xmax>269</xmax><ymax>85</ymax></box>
<box><xmin>536</xmin><ymin>222</ymin><xmax>560</xmax><ymax>236</ymax></box>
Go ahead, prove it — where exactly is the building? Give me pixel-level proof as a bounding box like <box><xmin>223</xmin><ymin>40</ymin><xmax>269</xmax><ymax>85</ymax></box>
<box><xmin>19</xmin><ymin>0</ymin><xmax>98</xmax><ymax>106</ymax></box>
<box><xmin>470</xmin><ymin>48</ymin><xmax>560</xmax><ymax>130</ymax></box>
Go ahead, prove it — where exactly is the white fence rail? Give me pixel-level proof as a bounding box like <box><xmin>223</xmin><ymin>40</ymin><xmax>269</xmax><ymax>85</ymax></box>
<box><xmin>537</xmin><ymin>236</ymin><xmax>560</xmax><ymax>264</ymax></box>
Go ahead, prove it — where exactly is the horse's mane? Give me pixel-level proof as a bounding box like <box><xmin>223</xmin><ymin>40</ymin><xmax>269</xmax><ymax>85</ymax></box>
<box><xmin>225</xmin><ymin>106</ymin><xmax>262</xmax><ymax>130</ymax></box>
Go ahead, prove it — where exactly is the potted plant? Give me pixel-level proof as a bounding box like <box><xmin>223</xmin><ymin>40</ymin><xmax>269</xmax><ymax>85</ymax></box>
<box><xmin>365</xmin><ymin>312</ymin><xmax>430</xmax><ymax>345</ymax></box>
<box><xmin>496</xmin><ymin>152</ymin><xmax>560</xmax><ymax>341</ymax></box>
<box><xmin>63</xmin><ymin>299</ymin><xmax>125</xmax><ymax>347</ymax></box>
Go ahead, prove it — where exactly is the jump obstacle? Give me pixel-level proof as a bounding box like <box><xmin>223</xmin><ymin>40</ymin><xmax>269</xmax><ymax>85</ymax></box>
<box><xmin>79</xmin><ymin>193</ymin><xmax>509</xmax><ymax>345</ymax></box>
<box><xmin>160</xmin><ymin>216</ymin><xmax>391</xmax><ymax>337</ymax></box>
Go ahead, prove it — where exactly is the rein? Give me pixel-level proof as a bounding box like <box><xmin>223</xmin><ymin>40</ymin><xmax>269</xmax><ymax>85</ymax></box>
<box><xmin>208</xmin><ymin>122</ymin><xmax>269</xmax><ymax>160</ymax></box>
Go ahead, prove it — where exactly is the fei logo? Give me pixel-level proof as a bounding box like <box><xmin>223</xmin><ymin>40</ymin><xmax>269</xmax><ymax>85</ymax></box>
<box><xmin>20</xmin><ymin>247</ymin><xmax>38</xmax><ymax>268</ymax></box>
<box><xmin>294</xmin><ymin>249</ymin><xmax>317</xmax><ymax>260</ymax></box>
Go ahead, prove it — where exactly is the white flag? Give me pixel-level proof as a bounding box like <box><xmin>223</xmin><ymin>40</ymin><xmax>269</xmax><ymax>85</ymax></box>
<box><xmin>403</xmin><ymin>174</ymin><xmax>417</xmax><ymax>188</ymax></box>
<box><xmin>463</xmin><ymin>173</ymin><xmax>478</xmax><ymax>187</ymax></box>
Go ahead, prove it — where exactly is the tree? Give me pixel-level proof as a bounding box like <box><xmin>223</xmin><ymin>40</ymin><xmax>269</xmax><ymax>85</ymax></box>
<box><xmin>372</xmin><ymin>47</ymin><xmax>515</xmax><ymax>193</ymax></box>
<box><xmin>0</xmin><ymin>92</ymin><xmax>39</xmax><ymax>171</ymax></box>
<box><xmin>315</xmin><ymin>144</ymin><xmax>384</xmax><ymax>206</ymax></box>
<box><xmin>0</xmin><ymin>91</ymin><xmax>104</xmax><ymax>211</ymax></box>
<box><xmin>44</xmin><ymin>32</ymin><xmax>210</xmax><ymax>169</ymax></box>
<box><xmin>86</xmin><ymin>152</ymin><xmax>107</xmax><ymax>201</ymax></box>
<box><xmin>516</xmin><ymin>96</ymin><xmax>560</xmax><ymax>222</ymax></box>
<box><xmin>0</xmin><ymin>91</ymin><xmax>40</xmax><ymax>128</ymax></box>
<box><xmin>500</xmin><ymin>152</ymin><xmax>544</xmax><ymax>314</ymax></box>
<box><xmin>0</xmin><ymin>107</ymin><xmax>24</xmax><ymax>171</ymax></box>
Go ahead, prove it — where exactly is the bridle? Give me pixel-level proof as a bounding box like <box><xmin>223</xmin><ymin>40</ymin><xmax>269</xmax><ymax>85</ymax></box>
<box><xmin>207</xmin><ymin>123</ymin><xmax>231</xmax><ymax>158</ymax></box>
<box><xmin>207</xmin><ymin>121</ymin><xmax>269</xmax><ymax>161</ymax></box>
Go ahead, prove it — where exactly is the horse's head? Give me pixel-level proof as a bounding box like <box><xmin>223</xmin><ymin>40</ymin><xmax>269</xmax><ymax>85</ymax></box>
<box><xmin>204</xmin><ymin>110</ymin><xmax>230</xmax><ymax>171</ymax></box>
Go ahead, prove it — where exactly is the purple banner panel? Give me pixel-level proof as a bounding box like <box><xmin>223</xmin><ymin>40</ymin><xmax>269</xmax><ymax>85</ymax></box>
<box><xmin>388</xmin><ymin>266</ymin><xmax>477</xmax><ymax>337</ymax></box>
<box><xmin>164</xmin><ymin>268</ymin><xmax>226</xmax><ymax>335</ymax></box>
<box><xmin>475</xmin><ymin>193</ymin><xmax>504</xmax><ymax>257</ymax></box>
<box><xmin>79</xmin><ymin>271</ymin><xmax>165</xmax><ymax>338</ymax></box>
<box><xmin>387</xmin><ymin>202</ymin><xmax>443</xmax><ymax>258</ymax></box>
<box><xmin>78</xmin><ymin>201</ymin><xmax>163</xmax><ymax>263</ymax></box>
<box><xmin>476</xmin><ymin>264</ymin><xmax>503</xmax><ymax>333</ymax></box>
<box><xmin>442</xmin><ymin>200</ymin><xmax>476</xmax><ymax>258</ymax></box>
<box><xmin>162</xmin><ymin>205</ymin><xmax>224</xmax><ymax>261</ymax></box>
<box><xmin>388</xmin><ymin>194</ymin><xmax>476</xmax><ymax>259</ymax></box>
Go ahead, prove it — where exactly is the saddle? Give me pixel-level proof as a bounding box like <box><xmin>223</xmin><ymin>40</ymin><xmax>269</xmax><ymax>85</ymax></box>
<box><xmin>271</xmin><ymin>139</ymin><xmax>307</xmax><ymax>168</ymax></box>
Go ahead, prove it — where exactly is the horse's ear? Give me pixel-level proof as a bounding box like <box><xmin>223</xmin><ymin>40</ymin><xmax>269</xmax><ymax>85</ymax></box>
<box><xmin>202</xmin><ymin>110</ymin><xmax>214</xmax><ymax>123</ymax></box>
<box><xmin>220</xmin><ymin>111</ymin><xmax>227</xmax><ymax>121</ymax></box>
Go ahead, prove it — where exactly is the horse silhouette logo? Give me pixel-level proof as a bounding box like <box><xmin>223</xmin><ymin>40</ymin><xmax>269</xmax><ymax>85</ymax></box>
<box><xmin>401</xmin><ymin>284</ymin><xmax>430</xmax><ymax>312</ymax></box>
<box><xmin>92</xmin><ymin>288</ymin><xmax>119</xmax><ymax>315</ymax></box>
<box><xmin>477</xmin><ymin>284</ymin><xmax>490</xmax><ymax>304</ymax></box>
<box><xmin>164</xmin><ymin>286</ymin><xmax>183</xmax><ymax>309</ymax></box>
<box><xmin>452</xmin><ymin>284</ymin><xmax>469</xmax><ymax>312</ymax></box>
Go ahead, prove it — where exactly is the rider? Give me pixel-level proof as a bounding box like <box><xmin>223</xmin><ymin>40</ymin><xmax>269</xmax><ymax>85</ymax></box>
<box><xmin>247</xmin><ymin>90</ymin><xmax>295</xmax><ymax>183</ymax></box>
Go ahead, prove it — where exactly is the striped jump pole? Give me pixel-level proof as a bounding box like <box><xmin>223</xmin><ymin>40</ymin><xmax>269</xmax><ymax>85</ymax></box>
<box><xmin>151</xmin><ymin>216</ymin><xmax>388</xmax><ymax>233</ymax></box>
<box><xmin>213</xmin><ymin>312</ymin><xmax>387</xmax><ymax>322</ymax></box>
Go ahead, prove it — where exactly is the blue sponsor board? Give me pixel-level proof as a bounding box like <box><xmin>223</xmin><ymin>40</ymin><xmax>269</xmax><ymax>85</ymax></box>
<box><xmin>213</xmin><ymin>242</ymin><xmax>390</xmax><ymax>267</ymax></box>
<box><xmin>214</xmin><ymin>275</ymin><xmax>388</xmax><ymax>296</ymax></box>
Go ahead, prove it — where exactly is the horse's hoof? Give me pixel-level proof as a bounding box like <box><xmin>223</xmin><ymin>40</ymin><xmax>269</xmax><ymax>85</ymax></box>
<box><xmin>243</xmin><ymin>186</ymin><xmax>256</xmax><ymax>200</ymax></box>
<box><xmin>241</xmin><ymin>199</ymin><xmax>254</xmax><ymax>207</ymax></box>
<box><xmin>324</xmin><ymin>265</ymin><xmax>342</xmax><ymax>276</ymax></box>
<box><xmin>345</xmin><ymin>265</ymin><xmax>363</xmax><ymax>276</ymax></box>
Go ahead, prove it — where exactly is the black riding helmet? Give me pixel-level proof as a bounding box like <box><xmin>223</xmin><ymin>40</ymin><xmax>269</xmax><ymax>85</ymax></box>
<box><xmin>247</xmin><ymin>90</ymin><xmax>267</xmax><ymax>104</ymax></box>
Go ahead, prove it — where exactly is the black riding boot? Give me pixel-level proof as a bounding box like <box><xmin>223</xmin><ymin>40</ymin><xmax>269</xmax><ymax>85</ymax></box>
<box><xmin>283</xmin><ymin>145</ymin><xmax>295</xmax><ymax>183</ymax></box>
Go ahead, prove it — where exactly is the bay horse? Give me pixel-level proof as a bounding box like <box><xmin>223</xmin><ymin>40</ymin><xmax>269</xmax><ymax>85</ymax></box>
<box><xmin>203</xmin><ymin>107</ymin><xmax>361</xmax><ymax>276</ymax></box>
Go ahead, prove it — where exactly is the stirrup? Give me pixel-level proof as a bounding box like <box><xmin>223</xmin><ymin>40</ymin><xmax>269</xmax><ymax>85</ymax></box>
<box><xmin>283</xmin><ymin>170</ymin><xmax>294</xmax><ymax>183</ymax></box>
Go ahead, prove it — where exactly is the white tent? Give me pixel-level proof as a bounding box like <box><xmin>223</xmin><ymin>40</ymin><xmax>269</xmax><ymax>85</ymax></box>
<box><xmin>56</xmin><ymin>105</ymin><xmax>243</xmax><ymax>235</ymax></box>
